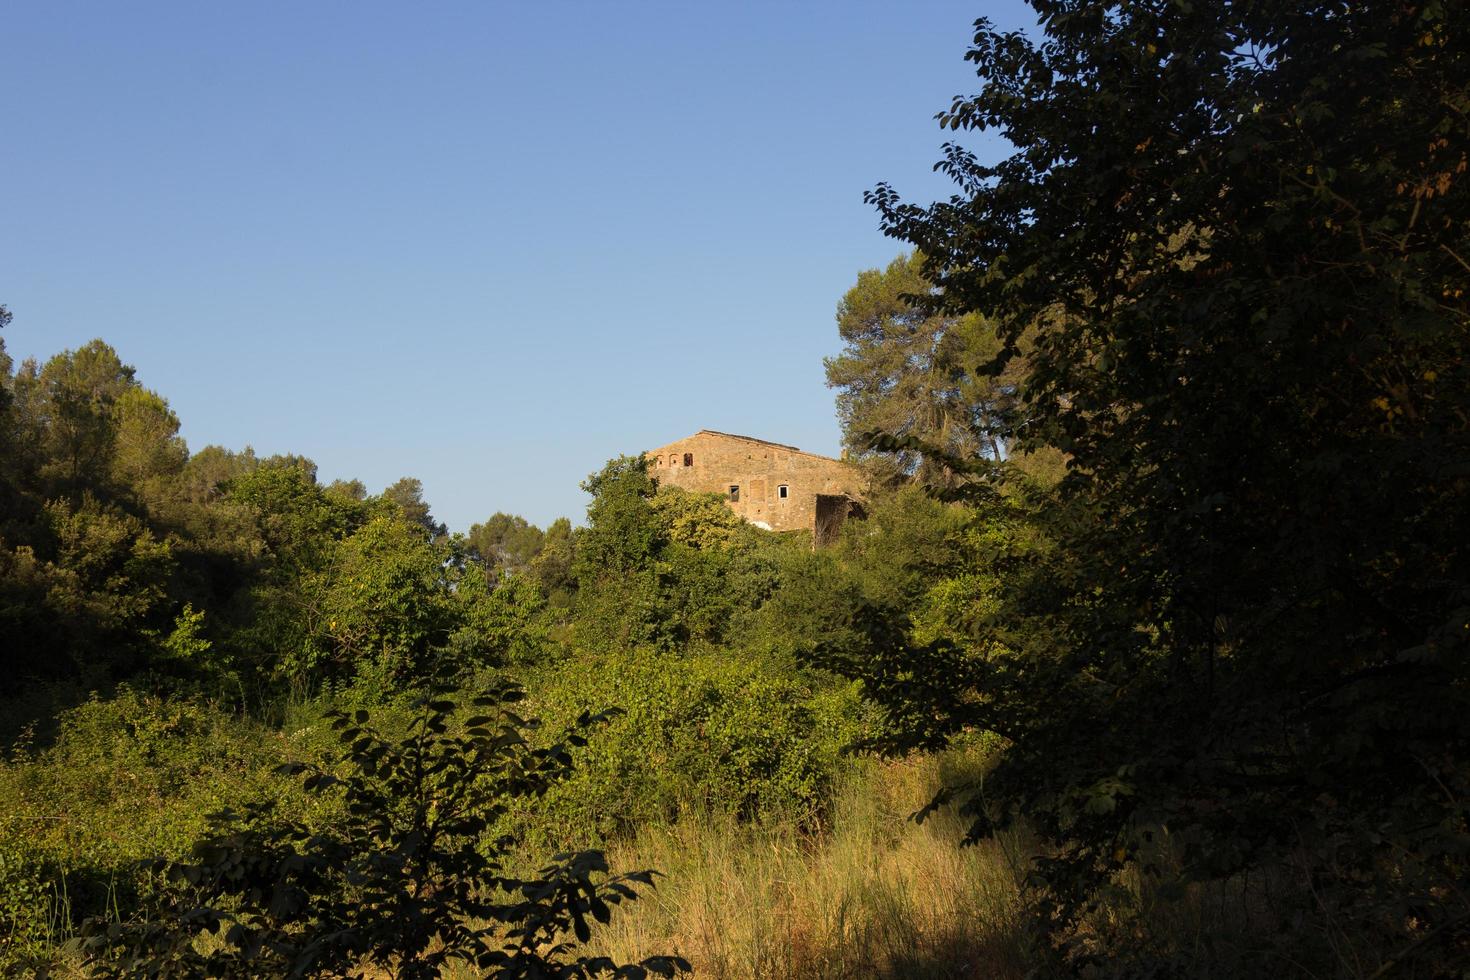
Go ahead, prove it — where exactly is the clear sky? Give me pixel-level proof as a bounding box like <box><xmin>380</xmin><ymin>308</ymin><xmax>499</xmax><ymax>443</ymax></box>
<box><xmin>2</xmin><ymin>1</ymin><xmax>1034</xmax><ymax>531</ymax></box>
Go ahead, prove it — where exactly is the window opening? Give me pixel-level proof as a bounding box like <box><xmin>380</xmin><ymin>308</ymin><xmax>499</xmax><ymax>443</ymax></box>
<box><xmin>729</xmin><ymin>485</ymin><xmax>740</xmax><ymax>502</ymax></box>
<box><xmin>778</xmin><ymin>484</ymin><xmax>789</xmax><ymax>499</ymax></box>
<box><xmin>684</xmin><ymin>453</ymin><xmax>694</xmax><ymax>467</ymax></box>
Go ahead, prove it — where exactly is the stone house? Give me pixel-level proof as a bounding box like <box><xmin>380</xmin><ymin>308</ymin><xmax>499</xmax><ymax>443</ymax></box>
<box><xmin>645</xmin><ymin>430</ymin><xmax>866</xmax><ymax>545</ymax></box>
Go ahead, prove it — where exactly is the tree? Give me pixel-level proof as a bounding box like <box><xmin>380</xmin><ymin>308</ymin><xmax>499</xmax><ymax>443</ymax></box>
<box><xmin>0</xmin><ymin>305</ymin><xmax>25</xmax><ymax>524</ymax></box>
<box><xmin>565</xmin><ymin>458</ymin><xmax>772</xmax><ymax>651</ymax></box>
<box><xmin>83</xmin><ymin>681</ymin><xmax>688</xmax><ymax>979</ymax></box>
<box><xmin>649</xmin><ymin>486</ymin><xmax>747</xmax><ymax>553</ymax></box>
<box><xmin>326</xmin><ymin>477</ymin><xmax>368</xmax><ymax>501</ymax></box>
<box><xmin>111</xmin><ymin>387</ymin><xmax>188</xmax><ymax>497</ymax></box>
<box><xmin>383</xmin><ymin>477</ymin><xmax>447</xmax><ymax>540</ymax></box>
<box><xmin>467</xmin><ymin>512</ymin><xmax>546</xmax><ymax>577</ymax></box>
<box><xmin>529</xmin><ymin>517</ymin><xmax>576</xmax><ymax>608</ymax></box>
<box><xmin>570</xmin><ymin>457</ymin><xmax>665</xmax><ymax>651</ymax></box>
<box><xmin>1</xmin><ymin>495</ymin><xmax>176</xmax><ymax>681</ymax></box>
<box><xmin>0</xmin><ymin>304</ymin><xmax>13</xmax><ymax>415</ymax></box>
<box><xmin>34</xmin><ymin>340</ymin><xmax>137</xmax><ymax>495</ymax></box>
<box><xmin>825</xmin><ymin>253</ymin><xmax>1022</xmax><ymax>485</ymax></box>
<box><xmin>451</xmin><ymin>568</ymin><xmax>550</xmax><ymax>667</ymax></box>
<box><xmin>305</xmin><ymin>514</ymin><xmax>459</xmax><ymax>686</ymax></box>
<box><xmin>227</xmin><ymin>462</ymin><xmax>364</xmax><ymax>574</ymax></box>
<box><xmin>856</xmin><ymin>2</ymin><xmax>1470</xmax><ymax>973</ymax></box>
<box><xmin>575</xmin><ymin>457</ymin><xmax>662</xmax><ymax>579</ymax></box>
<box><xmin>177</xmin><ymin>445</ymin><xmax>259</xmax><ymax>505</ymax></box>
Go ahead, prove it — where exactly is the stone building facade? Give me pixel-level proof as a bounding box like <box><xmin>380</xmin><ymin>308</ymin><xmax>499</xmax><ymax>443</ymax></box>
<box><xmin>645</xmin><ymin>430</ymin><xmax>866</xmax><ymax>544</ymax></box>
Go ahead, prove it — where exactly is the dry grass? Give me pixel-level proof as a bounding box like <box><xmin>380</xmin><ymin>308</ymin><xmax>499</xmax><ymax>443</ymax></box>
<box><xmin>577</xmin><ymin>750</ymin><xmax>1030</xmax><ymax>979</ymax></box>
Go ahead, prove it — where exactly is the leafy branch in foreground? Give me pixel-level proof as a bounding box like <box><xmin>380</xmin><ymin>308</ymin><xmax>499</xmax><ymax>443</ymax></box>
<box><xmin>81</xmin><ymin>678</ymin><xmax>689</xmax><ymax>979</ymax></box>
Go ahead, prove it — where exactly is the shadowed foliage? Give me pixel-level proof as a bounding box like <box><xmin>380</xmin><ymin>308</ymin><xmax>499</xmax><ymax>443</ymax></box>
<box><xmin>81</xmin><ymin>679</ymin><xmax>688</xmax><ymax>979</ymax></box>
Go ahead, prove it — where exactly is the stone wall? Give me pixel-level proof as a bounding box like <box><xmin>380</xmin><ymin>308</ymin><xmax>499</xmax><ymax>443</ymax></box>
<box><xmin>644</xmin><ymin>430</ymin><xmax>864</xmax><ymax>537</ymax></box>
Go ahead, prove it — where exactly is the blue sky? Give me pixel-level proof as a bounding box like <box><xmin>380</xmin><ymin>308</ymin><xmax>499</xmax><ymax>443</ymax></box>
<box><xmin>2</xmin><ymin>1</ymin><xmax>1034</xmax><ymax>531</ymax></box>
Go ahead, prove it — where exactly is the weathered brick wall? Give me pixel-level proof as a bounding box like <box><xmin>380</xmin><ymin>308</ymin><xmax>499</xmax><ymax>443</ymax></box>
<box><xmin>644</xmin><ymin>430</ymin><xmax>864</xmax><ymax>535</ymax></box>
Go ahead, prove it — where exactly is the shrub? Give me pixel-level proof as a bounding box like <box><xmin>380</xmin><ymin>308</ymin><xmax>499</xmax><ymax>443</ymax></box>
<box><xmin>0</xmin><ymin>688</ymin><xmax>307</xmax><ymax>974</ymax></box>
<box><xmin>522</xmin><ymin>648</ymin><xmax>871</xmax><ymax>845</ymax></box>
<box><xmin>81</xmin><ymin>680</ymin><xmax>688</xmax><ymax>979</ymax></box>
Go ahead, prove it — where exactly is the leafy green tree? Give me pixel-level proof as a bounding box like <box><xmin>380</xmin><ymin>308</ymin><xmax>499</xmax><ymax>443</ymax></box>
<box><xmin>825</xmin><ymin>253</ymin><xmax>1022</xmax><ymax>485</ymax></box>
<box><xmin>227</xmin><ymin>462</ymin><xmax>366</xmax><ymax>575</ymax></box>
<box><xmin>111</xmin><ymin>387</ymin><xmax>188</xmax><ymax>499</ymax></box>
<box><xmin>467</xmin><ymin>512</ymin><xmax>546</xmax><ymax>577</ymax></box>
<box><xmin>17</xmin><ymin>497</ymin><xmax>175</xmax><ymax>680</ymax></box>
<box><xmin>570</xmin><ymin>458</ymin><xmax>663</xmax><ymax>649</ymax></box>
<box><xmin>82</xmin><ymin>681</ymin><xmax>688</xmax><ymax>979</ymax></box>
<box><xmin>830</xmin><ymin>484</ymin><xmax>970</xmax><ymax>613</ymax></box>
<box><xmin>574</xmin><ymin>457</ymin><xmax>662</xmax><ymax>579</ymax></box>
<box><xmin>176</xmin><ymin>445</ymin><xmax>258</xmax><ymax>506</ymax></box>
<box><xmin>857</xmin><ymin>1</ymin><xmax>1470</xmax><ymax>973</ymax></box>
<box><xmin>529</xmin><ymin>517</ymin><xmax>576</xmax><ymax>608</ymax></box>
<box><xmin>304</xmin><ymin>514</ymin><xmax>458</xmax><ymax>687</ymax></box>
<box><xmin>218</xmin><ymin>462</ymin><xmax>374</xmax><ymax>693</ymax></box>
<box><xmin>649</xmin><ymin>486</ymin><xmax>746</xmax><ymax>552</ymax></box>
<box><xmin>383</xmin><ymin>476</ymin><xmax>447</xmax><ymax>540</ymax></box>
<box><xmin>451</xmin><ymin>569</ymin><xmax>550</xmax><ymax>667</ymax></box>
<box><xmin>0</xmin><ymin>305</ymin><xmax>34</xmax><ymax>539</ymax></box>
<box><xmin>326</xmin><ymin>477</ymin><xmax>368</xmax><ymax>501</ymax></box>
<box><xmin>35</xmin><ymin>340</ymin><xmax>137</xmax><ymax>495</ymax></box>
<box><xmin>571</xmin><ymin>459</ymin><xmax>773</xmax><ymax>651</ymax></box>
<box><xmin>2</xmin><ymin>359</ymin><xmax>49</xmax><ymax>508</ymax></box>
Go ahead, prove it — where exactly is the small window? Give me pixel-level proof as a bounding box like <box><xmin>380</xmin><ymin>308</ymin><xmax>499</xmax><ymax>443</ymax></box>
<box><xmin>778</xmin><ymin>484</ymin><xmax>789</xmax><ymax>499</ymax></box>
<box><xmin>668</xmin><ymin>455</ymin><xmax>677</xmax><ymax>467</ymax></box>
<box><xmin>729</xmin><ymin>485</ymin><xmax>740</xmax><ymax>502</ymax></box>
<box><xmin>684</xmin><ymin>453</ymin><xmax>694</xmax><ymax>467</ymax></box>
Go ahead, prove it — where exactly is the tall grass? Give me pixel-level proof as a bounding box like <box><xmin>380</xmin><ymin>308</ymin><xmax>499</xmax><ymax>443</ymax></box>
<box><xmin>578</xmin><ymin>750</ymin><xmax>1030</xmax><ymax>979</ymax></box>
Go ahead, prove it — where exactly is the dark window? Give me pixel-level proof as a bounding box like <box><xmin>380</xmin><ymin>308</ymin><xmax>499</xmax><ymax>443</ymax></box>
<box><xmin>778</xmin><ymin>484</ymin><xmax>789</xmax><ymax>499</ymax></box>
<box><xmin>684</xmin><ymin>453</ymin><xmax>694</xmax><ymax>467</ymax></box>
<box><xmin>729</xmin><ymin>485</ymin><xmax>740</xmax><ymax>502</ymax></box>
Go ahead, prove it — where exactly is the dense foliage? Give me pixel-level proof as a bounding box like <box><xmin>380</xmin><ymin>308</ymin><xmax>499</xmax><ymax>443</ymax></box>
<box><xmin>0</xmin><ymin>325</ymin><xmax>893</xmax><ymax>975</ymax></box>
<box><xmin>82</xmin><ymin>682</ymin><xmax>687</xmax><ymax>979</ymax></box>
<box><xmin>825</xmin><ymin>252</ymin><xmax>1026</xmax><ymax>485</ymax></box>
<box><xmin>4</xmin><ymin>4</ymin><xmax>1467</xmax><ymax>975</ymax></box>
<box><xmin>847</xmin><ymin>0</ymin><xmax>1470</xmax><ymax>974</ymax></box>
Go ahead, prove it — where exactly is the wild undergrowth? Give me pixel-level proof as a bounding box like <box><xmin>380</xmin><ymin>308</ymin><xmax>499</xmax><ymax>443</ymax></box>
<box><xmin>572</xmin><ymin>748</ymin><xmax>1031</xmax><ymax>980</ymax></box>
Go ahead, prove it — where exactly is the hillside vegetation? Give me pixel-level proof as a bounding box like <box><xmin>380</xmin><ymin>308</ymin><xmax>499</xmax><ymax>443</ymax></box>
<box><xmin>3</xmin><ymin>1</ymin><xmax>1469</xmax><ymax>976</ymax></box>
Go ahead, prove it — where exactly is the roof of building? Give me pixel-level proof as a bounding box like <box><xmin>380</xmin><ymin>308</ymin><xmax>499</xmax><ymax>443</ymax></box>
<box><xmin>647</xmin><ymin>428</ymin><xmax>852</xmax><ymax>465</ymax></box>
<box><xmin>694</xmin><ymin>429</ymin><xmax>803</xmax><ymax>452</ymax></box>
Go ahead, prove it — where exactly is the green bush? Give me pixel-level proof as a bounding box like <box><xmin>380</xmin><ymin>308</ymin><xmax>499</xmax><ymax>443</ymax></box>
<box><xmin>519</xmin><ymin>648</ymin><xmax>872</xmax><ymax>846</ymax></box>
<box><xmin>0</xmin><ymin>688</ymin><xmax>317</xmax><ymax>972</ymax></box>
<box><xmin>0</xmin><ymin>817</ymin><xmax>52</xmax><ymax>973</ymax></box>
<box><xmin>81</xmin><ymin>682</ymin><xmax>687</xmax><ymax>979</ymax></box>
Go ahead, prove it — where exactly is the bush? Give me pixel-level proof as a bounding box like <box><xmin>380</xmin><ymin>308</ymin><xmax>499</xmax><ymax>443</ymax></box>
<box><xmin>521</xmin><ymin>648</ymin><xmax>872</xmax><ymax>845</ymax></box>
<box><xmin>0</xmin><ymin>688</ymin><xmax>312</xmax><ymax>973</ymax></box>
<box><xmin>81</xmin><ymin>681</ymin><xmax>687</xmax><ymax>979</ymax></box>
<box><xmin>0</xmin><ymin>815</ymin><xmax>52</xmax><ymax>973</ymax></box>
